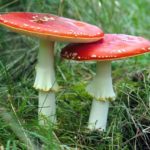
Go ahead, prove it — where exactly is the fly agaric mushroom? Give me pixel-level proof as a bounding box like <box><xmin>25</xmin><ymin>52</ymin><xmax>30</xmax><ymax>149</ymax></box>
<box><xmin>0</xmin><ymin>12</ymin><xmax>104</xmax><ymax>125</ymax></box>
<box><xmin>61</xmin><ymin>34</ymin><xmax>150</xmax><ymax>131</ymax></box>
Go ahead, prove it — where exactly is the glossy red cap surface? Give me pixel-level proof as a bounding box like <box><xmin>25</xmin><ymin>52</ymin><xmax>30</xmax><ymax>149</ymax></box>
<box><xmin>61</xmin><ymin>34</ymin><xmax>150</xmax><ymax>61</ymax></box>
<box><xmin>0</xmin><ymin>12</ymin><xmax>104</xmax><ymax>43</ymax></box>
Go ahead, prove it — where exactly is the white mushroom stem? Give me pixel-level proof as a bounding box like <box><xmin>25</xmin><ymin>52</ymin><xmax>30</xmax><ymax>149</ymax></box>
<box><xmin>38</xmin><ymin>92</ymin><xmax>56</xmax><ymax>125</ymax></box>
<box><xmin>88</xmin><ymin>100</ymin><xmax>109</xmax><ymax>131</ymax></box>
<box><xmin>34</xmin><ymin>40</ymin><xmax>59</xmax><ymax>125</ymax></box>
<box><xmin>86</xmin><ymin>61</ymin><xmax>115</xmax><ymax>131</ymax></box>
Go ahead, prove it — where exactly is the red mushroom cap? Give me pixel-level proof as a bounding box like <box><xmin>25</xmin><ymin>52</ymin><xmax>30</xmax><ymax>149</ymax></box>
<box><xmin>0</xmin><ymin>12</ymin><xmax>104</xmax><ymax>43</ymax></box>
<box><xmin>61</xmin><ymin>34</ymin><xmax>150</xmax><ymax>61</ymax></box>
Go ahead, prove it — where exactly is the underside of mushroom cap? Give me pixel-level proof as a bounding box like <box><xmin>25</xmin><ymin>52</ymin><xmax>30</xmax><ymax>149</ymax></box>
<box><xmin>61</xmin><ymin>34</ymin><xmax>150</xmax><ymax>61</ymax></box>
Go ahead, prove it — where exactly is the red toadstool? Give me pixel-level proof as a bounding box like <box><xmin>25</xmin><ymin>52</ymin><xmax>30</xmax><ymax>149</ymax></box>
<box><xmin>61</xmin><ymin>34</ymin><xmax>150</xmax><ymax>131</ymax></box>
<box><xmin>0</xmin><ymin>12</ymin><xmax>104</xmax><ymax>125</ymax></box>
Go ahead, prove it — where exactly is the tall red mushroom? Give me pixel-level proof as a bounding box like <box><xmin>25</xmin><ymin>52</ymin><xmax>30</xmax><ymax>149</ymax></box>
<box><xmin>0</xmin><ymin>12</ymin><xmax>104</xmax><ymax>125</ymax></box>
<box><xmin>61</xmin><ymin>34</ymin><xmax>150</xmax><ymax>131</ymax></box>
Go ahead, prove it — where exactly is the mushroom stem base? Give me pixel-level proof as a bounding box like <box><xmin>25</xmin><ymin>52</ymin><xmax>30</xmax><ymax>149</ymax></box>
<box><xmin>86</xmin><ymin>61</ymin><xmax>115</xmax><ymax>100</ymax></box>
<box><xmin>38</xmin><ymin>91</ymin><xmax>56</xmax><ymax>125</ymax></box>
<box><xmin>88</xmin><ymin>99</ymin><xmax>109</xmax><ymax>131</ymax></box>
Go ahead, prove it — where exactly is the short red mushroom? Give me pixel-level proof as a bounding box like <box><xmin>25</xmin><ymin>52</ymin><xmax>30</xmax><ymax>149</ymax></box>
<box><xmin>61</xmin><ymin>34</ymin><xmax>150</xmax><ymax>131</ymax></box>
<box><xmin>0</xmin><ymin>12</ymin><xmax>104</xmax><ymax>125</ymax></box>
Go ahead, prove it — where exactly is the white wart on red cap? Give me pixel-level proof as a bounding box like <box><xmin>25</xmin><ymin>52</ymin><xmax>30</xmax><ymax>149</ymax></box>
<box><xmin>61</xmin><ymin>34</ymin><xmax>150</xmax><ymax>60</ymax></box>
<box><xmin>0</xmin><ymin>12</ymin><xmax>104</xmax><ymax>43</ymax></box>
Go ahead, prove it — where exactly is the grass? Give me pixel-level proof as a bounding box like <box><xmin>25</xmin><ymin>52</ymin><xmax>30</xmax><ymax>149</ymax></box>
<box><xmin>0</xmin><ymin>0</ymin><xmax>150</xmax><ymax>149</ymax></box>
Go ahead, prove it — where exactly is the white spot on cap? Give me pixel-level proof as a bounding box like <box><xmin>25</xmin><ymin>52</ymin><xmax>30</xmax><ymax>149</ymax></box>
<box><xmin>118</xmin><ymin>50</ymin><xmax>122</xmax><ymax>53</ymax></box>
<box><xmin>43</xmin><ymin>16</ymin><xmax>55</xmax><ymax>21</ymax></box>
<box><xmin>3</xmin><ymin>20</ymin><xmax>8</xmax><ymax>23</ymax></box>
<box><xmin>23</xmin><ymin>24</ymin><xmax>29</xmax><ymax>27</ymax></box>
<box><xmin>91</xmin><ymin>54</ymin><xmax>97</xmax><ymax>58</ymax></box>
<box><xmin>148</xmin><ymin>47</ymin><xmax>150</xmax><ymax>50</ymax></box>
<box><xmin>49</xmin><ymin>17</ymin><xmax>55</xmax><ymax>21</ymax></box>
<box><xmin>142</xmin><ymin>48</ymin><xmax>146</xmax><ymax>50</ymax></box>
<box><xmin>33</xmin><ymin>15</ymin><xmax>38</xmax><ymax>19</ymax></box>
<box><xmin>72</xmin><ymin>53</ymin><xmax>78</xmax><ymax>57</ymax></box>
